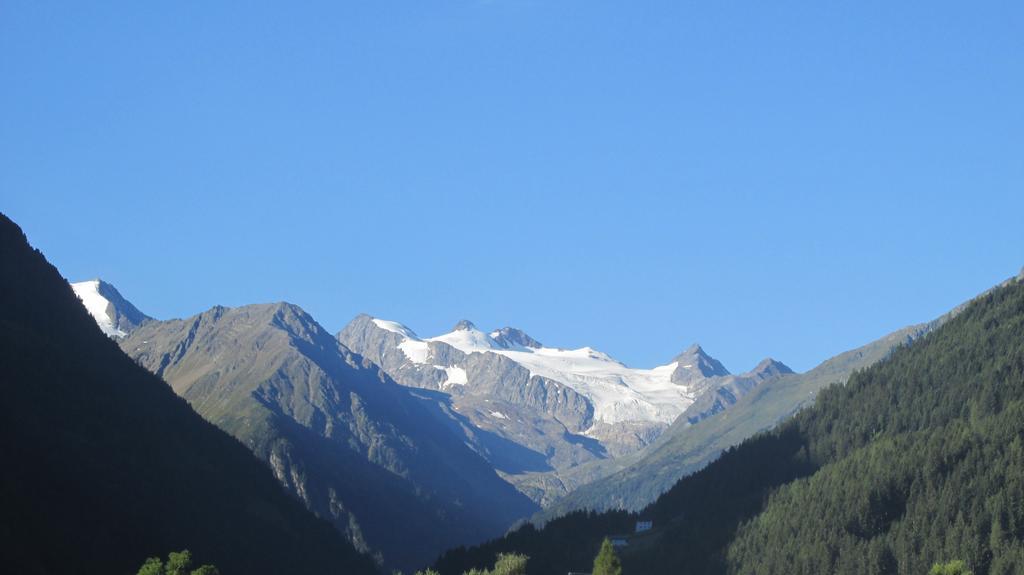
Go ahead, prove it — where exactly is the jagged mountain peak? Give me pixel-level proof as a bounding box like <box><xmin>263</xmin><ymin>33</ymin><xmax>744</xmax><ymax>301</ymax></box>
<box><xmin>671</xmin><ymin>343</ymin><xmax>703</xmax><ymax>361</ymax></box>
<box><xmin>670</xmin><ymin>344</ymin><xmax>730</xmax><ymax>385</ymax></box>
<box><xmin>490</xmin><ymin>326</ymin><xmax>543</xmax><ymax>349</ymax></box>
<box><xmin>70</xmin><ymin>278</ymin><xmax>150</xmax><ymax>338</ymax></box>
<box><xmin>749</xmin><ymin>357</ymin><xmax>794</xmax><ymax>379</ymax></box>
<box><xmin>672</xmin><ymin>344</ymin><xmax>729</xmax><ymax>374</ymax></box>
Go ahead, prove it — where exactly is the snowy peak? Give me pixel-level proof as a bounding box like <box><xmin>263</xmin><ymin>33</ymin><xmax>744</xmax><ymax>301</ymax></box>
<box><xmin>70</xmin><ymin>279</ymin><xmax>150</xmax><ymax>338</ymax></box>
<box><xmin>490</xmin><ymin>327</ymin><xmax>543</xmax><ymax>350</ymax></box>
<box><xmin>670</xmin><ymin>344</ymin><xmax>730</xmax><ymax>384</ymax></box>
<box><xmin>367</xmin><ymin>318</ymin><xmax>704</xmax><ymax>424</ymax></box>
<box><xmin>431</xmin><ymin>321</ymin><xmax>499</xmax><ymax>352</ymax></box>
<box><xmin>369</xmin><ymin>316</ymin><xmax>420</xmax><ymax>339</ymax></box>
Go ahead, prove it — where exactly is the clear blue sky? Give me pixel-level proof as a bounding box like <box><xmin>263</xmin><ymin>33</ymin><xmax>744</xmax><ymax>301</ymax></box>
<box><xmin>3</xmin><ymin>1</ymin><xmax>1022</xmax><ymax>372</ymax></box>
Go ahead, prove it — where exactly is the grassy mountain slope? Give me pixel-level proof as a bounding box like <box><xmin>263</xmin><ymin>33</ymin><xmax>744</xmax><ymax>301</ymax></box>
<box><xmin>436</xmin><ymin>271</ymin><xmax>1024</xmax><ymax>575</ymax></box>
<box><xmin>0</xmin><ymin>213</ymin><xmax>376</xmax><ymax>575</ymax></box>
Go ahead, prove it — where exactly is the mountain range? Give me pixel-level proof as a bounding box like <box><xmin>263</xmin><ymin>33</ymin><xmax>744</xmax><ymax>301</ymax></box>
<box><xmin>63</xmin><ymin>242</ymin><xmax>1023</xmax><ymax>573</ymax></box>
<box><xmin>339</xmin><ymin>315</ymin><xmax>793</xmax><ymax>505</ymax></box>
<box><xmin>68</xmin><ymin>279</ymin><xmax>804</xmax><ymax>564</ymax></box>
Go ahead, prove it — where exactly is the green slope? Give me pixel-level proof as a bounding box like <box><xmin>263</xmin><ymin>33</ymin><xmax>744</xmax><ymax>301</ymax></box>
<box><xmin>0</xmin><ymin>213</ymin><xmax>376</xmax><ymax>575</ymax></box>
<box><xmin>721</xmin><ymin>276</ymin><xmax>1024</xmax><ymax>574</ymax></box>
<box><xmin>436</xmin><ymin>270</ymin><xmax>1024</xmax><ymax>575</ymax></box>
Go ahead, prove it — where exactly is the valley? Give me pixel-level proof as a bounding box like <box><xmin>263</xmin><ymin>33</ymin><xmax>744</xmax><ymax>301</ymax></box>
<box><xmin>60</xmin><ymin>267</ymin><xmax>1019</xmax><ymax>571</ymax></box>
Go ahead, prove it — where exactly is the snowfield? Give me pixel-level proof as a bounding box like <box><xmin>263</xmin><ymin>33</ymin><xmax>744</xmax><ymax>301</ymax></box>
<box><xmin>370</xmin><ymin>317</ymin><xmax>701</xmax><ymax>426</ymax></box>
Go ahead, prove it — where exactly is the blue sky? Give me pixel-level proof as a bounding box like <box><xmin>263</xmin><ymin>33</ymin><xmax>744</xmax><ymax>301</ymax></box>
<box><xmin>3</xmin><ymin>1</ymin><xmax>1022</xmax><ymax>372</ymax></box>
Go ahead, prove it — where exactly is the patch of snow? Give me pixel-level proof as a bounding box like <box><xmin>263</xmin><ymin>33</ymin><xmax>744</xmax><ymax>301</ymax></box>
<box><xmin>371</xmin><ymin>318</ymin><xmax>419</xmax><ymax>339</ymax></box>
<box><xmin>444</xmin><ymin>366</ymin><xmax>468</xmax><ymax>386</ymax></box>
<box><xmin>399</xmin><ymin>339</ymin><xmax>430</xmax><ymax>364</ymax></box>
<box><xmin>71</xmin><ymin>280</ymin><xmax>125</xmax><ymax>338</ymax></box>
<box><xmin>490</xmin><ymin>411</ymin><xmax>509</xmax><ymax>420</ymax></box>
<box><xmin>432</xmin><ymin>323</ymin><xmax>692</xmax><ymax>424</ymax></box>
<box><xmin>428</xmin><ymin>325</ymin><xmax>498</xmax><ymax>352</ymax></box>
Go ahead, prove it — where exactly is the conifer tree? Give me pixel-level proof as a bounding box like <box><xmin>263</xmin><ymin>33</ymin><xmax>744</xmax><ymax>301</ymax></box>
<box><xmin>593</xmin><ymin>538</ymin><xmax>622</xmax><ymax>575</ymax></box>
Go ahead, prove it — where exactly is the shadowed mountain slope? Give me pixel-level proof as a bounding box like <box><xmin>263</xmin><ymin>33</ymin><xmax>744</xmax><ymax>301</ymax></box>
<box><xmin>0</xmin><ymin>213</ymin><xmax>376</xmax><ymax>575</ymax></box>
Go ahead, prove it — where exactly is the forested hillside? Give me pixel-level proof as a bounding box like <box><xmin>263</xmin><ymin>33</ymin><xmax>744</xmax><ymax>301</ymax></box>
<box><xmin>0</xmin><ymin>213</ymin><xmax>377</xmax><ymax>574</ymax></box>
<box><xmin>436</xmin><ymin>272</ymin><xmax>1024</xmax><ymax>575</ymax></box>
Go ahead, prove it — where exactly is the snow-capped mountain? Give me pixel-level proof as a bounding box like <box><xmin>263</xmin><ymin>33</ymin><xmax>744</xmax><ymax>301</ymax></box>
<box><xmin>66</xmin><ymin>277</ymin><xmax>791</xmax><ymax>509</ymax></box>
<box><xmin>339</xmin><ymin>314</ymin><xmax>789</xmax><ymax>505</ymax></box>
<box><xmin>375</xmin><ymin>318</ymin><xmax>697</xmax><ymax>426</ymax></box>
<box><xmin>70</xmin><ymin>279</ymin><xmax>150</xmax><ymax>338</ymax></box>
